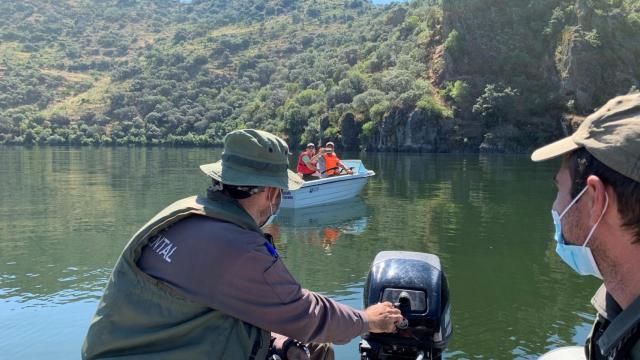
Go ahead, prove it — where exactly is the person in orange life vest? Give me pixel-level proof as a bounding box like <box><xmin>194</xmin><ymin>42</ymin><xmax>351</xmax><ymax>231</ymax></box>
<box><xmin>297</xmin><ymin>143</ymin><xmax>320</xmax><ymax>181</ymax></box>
<box><xmin>322</xmin><ymin>227</ymin><xmax>341</xmax><ymax>247</ymax></box>
<box><xmin>321</xmin><ymin>142</ymin><xmax>352</xmax><ymax>177</ymax></box>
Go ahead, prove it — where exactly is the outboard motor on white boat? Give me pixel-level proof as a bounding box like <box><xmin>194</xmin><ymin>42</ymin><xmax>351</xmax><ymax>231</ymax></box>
<box><xmin>359</xmin><ymin>251</ymin><xmax>452</xmax><ymax>360</ymax></box>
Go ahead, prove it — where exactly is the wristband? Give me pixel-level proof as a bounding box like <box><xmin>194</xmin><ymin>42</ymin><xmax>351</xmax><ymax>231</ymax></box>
<box><xmin>283</xmin><ymin>339</ymin><xmax>310</xmax><ymax>359</ymax></box>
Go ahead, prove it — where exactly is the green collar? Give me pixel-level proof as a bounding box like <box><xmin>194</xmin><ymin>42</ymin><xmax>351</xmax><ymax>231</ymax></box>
<box><xmin>202</xmin><ymin>192</ymin><xmax>263</xmax><ymax>234</ymax></box>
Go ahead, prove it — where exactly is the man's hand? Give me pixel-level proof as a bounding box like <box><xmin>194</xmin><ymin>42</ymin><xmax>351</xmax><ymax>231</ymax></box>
<box><xmin>285</xmin><ymin>342</ymin><xmax>310</xmax><ymax>360</ymax></box>
<box><xmin>364</xmin><ymin>302</ymin><xmax>403</xmax><ymax>333</ymax></box>
<box><xmin>270</xmin><ymin>335</ymin><xmax>310</xmax><ymax>360</ymax></box>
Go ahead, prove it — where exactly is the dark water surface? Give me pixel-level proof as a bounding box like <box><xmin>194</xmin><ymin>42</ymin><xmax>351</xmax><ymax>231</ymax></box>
<box><xmin>0</xmin><ymin>147</ymin><xmax>601</xmax><ymax>359</ymax></box>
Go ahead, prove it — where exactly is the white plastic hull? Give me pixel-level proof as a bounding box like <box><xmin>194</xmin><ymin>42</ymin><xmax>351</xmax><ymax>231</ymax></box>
<box><xmin>281</xmin><ymin>160</ymin><xmax>375</xmax><ymax>208</ymax></box>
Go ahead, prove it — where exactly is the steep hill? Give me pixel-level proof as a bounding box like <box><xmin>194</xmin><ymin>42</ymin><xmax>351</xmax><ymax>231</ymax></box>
<box><xmin>439</xmin><ymin>0</ymin><xmax>640</xmax><ymax>152</ymax></box>
<box><xmin>0</xmin><ymin>0</ymin><xmax>638</xmax><ymax>152</ymax></box>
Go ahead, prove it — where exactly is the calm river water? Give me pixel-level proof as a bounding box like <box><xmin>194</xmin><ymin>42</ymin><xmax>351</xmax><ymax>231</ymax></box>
<box><xmin>0</xmin><ymin>147</ymin><xmax>601</xmax><ymax>359</ymax></box>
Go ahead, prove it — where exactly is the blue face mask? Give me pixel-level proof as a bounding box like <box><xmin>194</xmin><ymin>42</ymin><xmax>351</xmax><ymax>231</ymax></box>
<box><xmin>552</xmin><ymin>186</ymin><xmax>608</xmax><ymax>279</ymax></box>
<box><xmin>261</xmin><ymin>189</ymin><xmax>281</xmax><ymax>228</ymax></box>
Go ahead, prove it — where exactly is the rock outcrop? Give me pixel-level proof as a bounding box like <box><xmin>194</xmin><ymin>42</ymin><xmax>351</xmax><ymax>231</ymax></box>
<box><xmin>418</xmin><ymin>0</ymin><xmax>640</xmax><ymax>153</ymax></box>
<box><xmin>555</xmin><ymin>0</ymin><xmax>640</xmax><ymax>113</ymax></box>
<box><xmin>339</xmin><ymin>112</ymin><xmax>361</xmax><ymax>150</ymax></box>
<box><xmin>369</xmin><ymin>107</ymin><xmax>455</xmax><ymax>152</ymax></box>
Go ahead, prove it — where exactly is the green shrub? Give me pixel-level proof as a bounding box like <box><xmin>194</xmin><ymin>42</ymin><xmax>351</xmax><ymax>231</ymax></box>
<box><xmin>472</xmin><ymin>84</ymin><xmax>520</xmax><ymax>127</ymax></box>
<box><xmin>369</xmin><ymin>101</ymin><xmax>390</xmax><ymax>121</ymax></box>
<box><xmin>583</xmin><ymin>29</ymin><xmax>601</xmax><ymax>47</ymax></box>
<box><xmin>361</xmin><ymin>120</ymin><xmax>377</xmax><ymax>141</ymax></box>
<box><xmin>352</xmin><ymin>90</ymin><xmax>386</xmax><ymax>113</ymax></box>
<box><xmin>444</xmin><ymin>29</ymin><xmax>462</xmax><ymax>55</ymax></box>
<box><xmin>416</xmin><ymin>95</ymin><xmax>452</xmax><ymax>119</ymax></box>
<box><xmin>323</xmin><ymin>126</ymin><xmax>339</xmax><ymax>139</ymax></box>
<box><xmin>444</xmin><ymin>80</ymin><xmax>471</xmax><ymax>108</ymax></box>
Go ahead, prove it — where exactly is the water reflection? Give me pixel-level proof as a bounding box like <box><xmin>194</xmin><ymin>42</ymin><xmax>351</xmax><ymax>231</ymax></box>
<box><xmin>263</xmin><ymin>197</ymin><xmax>371</xmax><ymax>299</ymax></box>
<box><xmin>271</xmin><ymin>196</ymin><xmax>369</xmax><ymax>248</ymax></box>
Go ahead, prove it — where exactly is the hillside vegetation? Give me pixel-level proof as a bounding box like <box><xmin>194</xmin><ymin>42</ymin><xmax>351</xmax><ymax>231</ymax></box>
<box><xmin>1</xmin><ymin>0</ymin><xmax>639</xmax><ymax>152</ymax></box>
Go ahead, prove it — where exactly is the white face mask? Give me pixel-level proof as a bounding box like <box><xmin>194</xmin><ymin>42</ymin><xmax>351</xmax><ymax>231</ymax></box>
<box><xmin>261</xmin><ymin>189</ymin><xmax>281</xmax><ymax>228</ymax></box>
<box><xmin>552</xmin><ymin>186</ymin><xmax>609</xmax><ymax>279</ymax></box>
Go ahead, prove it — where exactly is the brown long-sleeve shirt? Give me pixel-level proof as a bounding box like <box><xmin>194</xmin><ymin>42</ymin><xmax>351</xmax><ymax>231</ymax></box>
<box><xmin>137</xmin><ymin>215</ymin><xmax>368</xmax><ymax>344</ymax></box>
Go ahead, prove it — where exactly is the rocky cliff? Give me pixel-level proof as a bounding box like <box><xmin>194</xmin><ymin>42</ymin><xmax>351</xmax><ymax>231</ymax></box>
<box><xmin>555</xmin><ymin>0</ymin><xmax>640</xmax><ymax>113</ymax></box>
<box><xmin>361</xmin><ymin>0</ymin><xmax>640</xmax><ymax>153</ymax></box>
<box><xmin>372</xmin><ymin>107</ymin><xmax>455</xmax><ymax>152</ymax></box>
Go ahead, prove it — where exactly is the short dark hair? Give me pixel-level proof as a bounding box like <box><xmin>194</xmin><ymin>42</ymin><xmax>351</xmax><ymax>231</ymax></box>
<box><xmin>565</xmin><ymin>148</ymin><xmax>640</xmax><ymax>243</ymax></box>
<box><xmin>206</xmin><ymin>180</ymin><xmax>263</xmax><ymax>200</ymax></box>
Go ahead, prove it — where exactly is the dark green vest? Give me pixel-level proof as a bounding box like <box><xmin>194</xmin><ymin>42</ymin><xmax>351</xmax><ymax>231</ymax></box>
<box><xmin>586</xmin><ymin>286</ymin><xmax>640</xmax><ymax>360</ymax></box>
<box><xmin>82</xmin><ymin>195</ymin><xmax>271</xmax><ymax>359</ymax></box>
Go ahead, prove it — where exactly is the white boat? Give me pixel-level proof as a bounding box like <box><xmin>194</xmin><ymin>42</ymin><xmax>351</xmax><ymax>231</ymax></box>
<box><xmin>281</xmin><ymin>160</ymin><xmax>375</xmax><ymax>208</ymax></box>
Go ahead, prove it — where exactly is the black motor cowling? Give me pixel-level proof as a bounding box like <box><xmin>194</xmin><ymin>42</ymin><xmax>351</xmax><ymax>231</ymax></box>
<box><xmin>359</xmin><ymin>251</ymin><xmax>452</xmax><ymax>360</ymax></box>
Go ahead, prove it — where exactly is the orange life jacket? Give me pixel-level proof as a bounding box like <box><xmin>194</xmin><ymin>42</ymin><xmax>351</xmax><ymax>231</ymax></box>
<box><xmin>323</xmin><ymin>153</ymin><xmax>340</xmax><ymax>176</ymax></box>
<box><xmin>322</xmin><ymin>227</ymin><xmax>341</xmax><ymax>245</ymax></box>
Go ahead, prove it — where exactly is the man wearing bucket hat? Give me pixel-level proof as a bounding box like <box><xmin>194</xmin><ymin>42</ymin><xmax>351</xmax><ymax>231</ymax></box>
<box><xmin>532</xmin><ymin>94</ymin><xmax>640</xmax><ymax>360</ymax></box>
<box><xmin>83</xmin><ymin>129</ymin><xmax>402</xmax><ymax>360</ymax></box>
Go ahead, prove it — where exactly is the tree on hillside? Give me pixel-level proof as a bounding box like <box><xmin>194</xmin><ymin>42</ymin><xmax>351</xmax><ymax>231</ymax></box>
<box><xmin>472</xmin><ymin>84</ymin><xmax>520</xmax><ymax>127</ymax></box>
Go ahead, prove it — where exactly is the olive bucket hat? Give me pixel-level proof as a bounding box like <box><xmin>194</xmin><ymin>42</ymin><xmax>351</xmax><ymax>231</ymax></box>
<box><xmin>200</xmin><ymin>129</ymin><xmax>303</xmax><ymax>190</ymax></box>
<box><xmin>531</xmin><ymin>93</ymin><xmax>640</xmax><ymax>182</ymax></box>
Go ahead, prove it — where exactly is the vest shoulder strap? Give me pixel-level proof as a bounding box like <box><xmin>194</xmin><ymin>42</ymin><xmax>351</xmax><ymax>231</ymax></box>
<box><xmin>122</xmin><ymin>194</ymin><xmax>262</xmax><ymax>263</ymax></box>
<box><xmin>598</xmin><ymin>296</ymin><xmax>640</xmax><ymax>359</ymax></box>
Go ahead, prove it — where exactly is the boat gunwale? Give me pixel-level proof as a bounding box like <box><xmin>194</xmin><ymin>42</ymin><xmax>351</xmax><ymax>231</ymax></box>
<box><xmin>291</xmin><ymin>170</ymin><xmax>375</xmax><ymax>190</ymax></box>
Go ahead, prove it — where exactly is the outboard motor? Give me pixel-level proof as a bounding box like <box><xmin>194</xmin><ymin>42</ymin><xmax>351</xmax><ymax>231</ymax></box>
<box><xmin>359</xmin><ymin>251</ymin><xmax>452</xmax><ymax>360</ymax></box>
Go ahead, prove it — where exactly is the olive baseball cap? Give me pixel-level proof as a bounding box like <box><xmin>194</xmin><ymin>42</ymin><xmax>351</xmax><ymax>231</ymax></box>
<box><xmin>531</xmin><ymin>93</ymin><xmax>640</xmax><ymax>182</ymax></box>
<box><xmin>200</xmin><ymin>129</ymin><xmax>303</xmax><ymax>190</ymax></box>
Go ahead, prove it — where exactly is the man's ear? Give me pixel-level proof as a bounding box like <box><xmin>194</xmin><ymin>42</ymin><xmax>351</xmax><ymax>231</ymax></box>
<box><xmin>586</xmin><ymin>175</ymin><xmax>608</xmax><ymax>225</ymax></box>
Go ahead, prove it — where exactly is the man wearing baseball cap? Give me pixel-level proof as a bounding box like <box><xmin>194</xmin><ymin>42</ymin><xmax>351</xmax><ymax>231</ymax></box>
<box><xmin>83</xmin><ymin>129</ymin><xmax>402</xmax><ymax>359</ymax></box>
<box><xmin>320</xmin><ymin>142</ymin><xmax>352</xmax><ymax>177</ymax></box>
<box><xmin>532</xmin><ymin>94</ymin><xmax>640</xmax><ymax>359</ymax></box>
<box><xmin>297</xmin><ymin>143</ymin><xmax>320</xmax><ymax>181</ymax></box>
